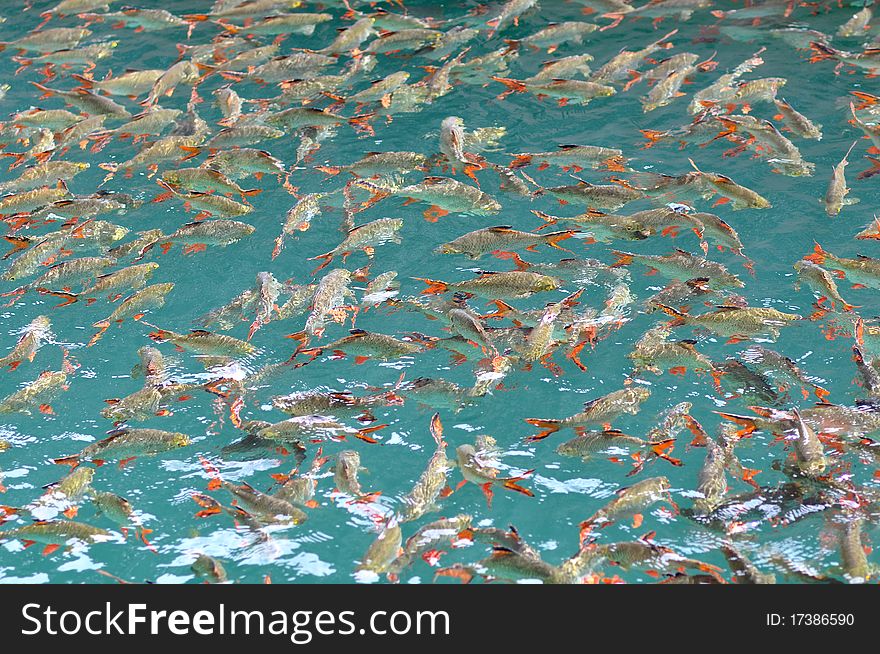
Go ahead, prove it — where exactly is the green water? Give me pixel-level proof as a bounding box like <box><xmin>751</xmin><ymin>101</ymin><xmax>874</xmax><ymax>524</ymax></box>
<box><xmin>0</xmin><ymin>0</ymin><xmax>878</xmax><ymax>584</ymax></box>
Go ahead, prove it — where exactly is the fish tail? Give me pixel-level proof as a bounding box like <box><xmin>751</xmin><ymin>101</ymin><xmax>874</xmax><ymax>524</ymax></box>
<box><xmin>809</xmin><ymin>41</ymin><xmax>837</xmax><ymax>62</ymax></box>
<box><xmin>709</xmin><ymin>367</ymin><xmax>725</xmax><ymax>394</ymax></box>
<box><xmin>657</xmin><ymin>304</ymin><xmax>687</xmax><ymax>326</ymax></box>
<box><xmin>414</xmin><ymin>278</ymin><xmax>448</xmax><ymax>295</ymax></box>
<box><xmin>509</xmin><ymin>154</ymin><xmax>532</xmax><ymax>169</ymax></box>
<box><xmin>578</xmin><ymin>519</ymin><xmax>596</xmax><ymax>546</ymax></box>
<box><xmin>714</xmin><ymin>411</ymin><xmax>757</xmax><ymax>436</ymax></box>
<box><xmin>348</xmin><ymin>113</ymin><xmax>375</xmax><ymax>135</ymax></box>
<box><xmin>307</xmin><ymin>251</ymin><xmax>334</xmax><ymax>275</ymax></box>
<box><xmin>356</xmin><ymin>423</ymin><xmax>388</xmax><ymax>444</ymax></box>
<box><xmin>147</xmin><ymin>328</ymin><xmax>171</xmax><ymax>342</ymax></box>
<box><xmin>492</xmin><ymin>250</ymin><xmax>529</xmax><ymax>271</ymax></box>
<box><xmin>429</xmin><ymin>413</ymin><xmax>444</xmax><ymax>446</ymax></box>
<box><xmin>52</xmin><ymin>454</ymin><xmax>80</xmax><ymax>467</ymax></box>
<box><xmin>36</xmin><ymin>288</ymin><xmax>78</xmax><ymax>307</ymax></box>
<box><xmin>639</xmin><ymin>129</ymin><xmax>666</xmax><ymax>148</ymax></box>
<box><xmin>271</xmin><ymin>234</ymin><xmax>285</xmax><ymax>260</ymax></box>
<box><xmin>284</xmin><ymin>330</ymin><xmax>309</xmax><ymax>354</ymax></box>
<box><xmin>609</xmin><ymin>250</ymin><xmax>633</xmax><ymax>268</ymax></box>
<box><xmin>70</xmin><ymin>73</ymin><xmax>94</xmax><ymax>89</ymax></box>
<box><xmin>851</xmin><ymin>91</ymin><xmax>879</xmax><ymax>114</ymax></box>
<box><xmin>29</xmin><ymin>81</ymin><xmax>54</xmax><ymax>100</ymax></box>
<box><xmin>88</xmin><ymin>321</ymin><xmax>110</xmax><ymax>347</ymax></box>
<box><xmin>648</xmin><ymin>439</ymin><xmax>683</xmax><ymax>467</ymax></box>
<box><xmin>502</xmin><ymin>469</ymin><xmax>535</xmax><ymax>497</ymax></box>
<box><xmin>502</xmin><ymin>39</ymin><xmax>520</xmax><ymax>54</ymax></box>
<box><xmin>481</xmin><ymin>299</ymin><xmax>516</xmax><ymax>321</ymax></box>
<box><xmin>491</xmin><ymin>76</ymin><xmax>526</xmax><ymax>99</ymax></box>
<box><xmin>544</xmin><ymin>230</ymin><xmax>578</xmax><ymax>251</ymax></box>
<box><xmin>857</xmin><ymin>156</ymin><xmax>880</xmax><ymax>181</ymax></box>
<box><xmin>198</xmin><ymin>456</ymin><xmax>222</xmax><ymax>490</ymax></box>
<box><xmin>2</xmin><ymin>235</ymin><xmax>30</xmax><ymax>259</ymax></box>
<box><xmin>683</xmin><ymin>415</ymin><xmax>709</xmax><ymax>447</ymax></box>
<box><xmin>530</xmin><ymin>210</ymin><xmax>558</xmax><ymax>229</ymax></box>
<box><xmin>524</xmin><ymin>418</ymin><xmax>561</xmax><ymax>441</ymax></box>
<box><xmin>602</xmin><ymin>156</ymin><xmax>628</xmax><ymax>172</ymax></box>
<box><xmin>802</xmin><ymin>242</ymin><xmax>826</xmax><ymax>264</ymax></box>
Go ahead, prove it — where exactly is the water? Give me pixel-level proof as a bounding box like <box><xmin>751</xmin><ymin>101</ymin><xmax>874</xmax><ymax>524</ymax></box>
<box><xmin>0</xmin><ymin>0</ymin><xmax>878</xmax><ymax>584</ymax></box>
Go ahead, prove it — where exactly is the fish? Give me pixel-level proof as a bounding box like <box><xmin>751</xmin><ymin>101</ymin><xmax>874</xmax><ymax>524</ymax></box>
<box><xmin>396</xmin><ymin>176</ymin><xmax>501</xmax><ymax>222</ymax></box>
<box><xmin>789</xmin><ymin>408</ymin><xmax>827</xmax><ymax>477</ymax></box>
<box><xmin>192</xmin><ymin>554</ymin><xmax>228</xmax><ymax>583</ymax></box>
<box><xmin>659</xmin><ymin>304</ymin><xmax>803</xmax><ymax>341</ymax></box>
<box><xmin>611</xmin><ymin>248</ymin><xmax>744</xmax><ymax>289</ymax></box>
<box><xmin>822</xmin><ymin>142</ymin><xmax>859</xmax><ymax>216</ymax></box>
<box><xmin>628</xmin><ymin>324</ymin><xmax>717</xmax><ymax>376</ymax></box>
<box><xmin>357</xmin><ymin>521</ymin><xmax>402</xmax><ymax>576</ymax></box>
<box><xmin>298</xmin><ymin>268</ymin><xmax>356</xmax><ymax>339</ymax></box>
<box><xmin>580</xmin><ymin>476</ymin><xmax>671</xmax><ymax>537</ymax></box>
<box><xmin>54</xmin><ymin>428</ymin><xmax>191</xmax><ymax>467</ymax></box>
<box><xmin>0</xmin><ymin>316</ymin><xmax>52</xmax><ymax>371</ymax></box>
<box><xmin>526</xmin><ymin>387</ymin><xmax>651</xmax><ymax>441</ymax></box>
<box><xmin>0</xmin><ymin>520</ymin><xmax>112</xmax><ymax>555</ymax></box>
<box><xmin>794</xmin><ymin>259</ymin><xmax>857</xmax><ymax>313</ymax></box>
<box><xmin>556</xmin><ymin>429</ymin><xmax>648</xmax><ymax>461</ymax></box>
<box><xmin>438</xmin><ymin>226</ymin><xmax>577</xmax><ymax>259</ymax></box>
<box><xmin>148</xmin><ymin>326</ymin><xmax>256</xmax><ymax>357</ymax></box>
<box><xmin>541</xmin><ymin>178</ymin><xmax>645</xmax><ymax>211</ymax></box>
<box><xmin>89</xmin><ymin>283</ymin><xmax>175</xmax><ymax>345</ymax></box>
<box><xmin>509</xmin><ymin>144</ymin><xmax>627</xmax><ymax>172</ymax></box>
<box><xmin>334</xmin><ymin>450</ymin><xmax>365</xmax><ymax>496</ymax></box>
<box><xmin>773</xmin><ymin>98</ymin><xmax>822</xmax><ymax>140</ymax></box>
<box><xmin>804</xmin><ymin>244</ymin><xmax>880</xmax><ymax>290</ymax></box>
<box><xmin>0</xmin><ymin>368</ymin><xmax>69</xmax><ymax>415</ymax></box>
<box><xmin>397</xmin><ymin>414</ymin><xmax>451</xmax><ymax>523</ymax></box>
<box><xmin>415</xmin><ymin>270</ymin><xmax>560</xmax><ymax>300</ymax></box>
<box><xmin>493</xmin><ymin>76</ymin><xmax>616</xmax><ymax>106</ymax></box>
<box><xmin>309</xmin><ymin>218</ymin><xmax>403</xmax><ymax>273</ymax></box>
<box><xmin>297</xmin><ymin>329</ymin><xmax>423</xmax><ymax>367</ymax></box>
<box><xmin>0</xmin><ymin>27</ymin><xmax>92</xmax><ymax>53</ymax></box>
<box><xmin>272</xmin><ymin>193</ymin><xmax>327</xmax><ymax>258</ymax></box>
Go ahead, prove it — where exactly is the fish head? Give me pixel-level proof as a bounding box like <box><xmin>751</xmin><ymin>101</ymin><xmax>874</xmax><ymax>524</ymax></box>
<box><xmin>173</xmin><ymin>434</ymin><xmax>192</xmax><ymax>448</ymax></box>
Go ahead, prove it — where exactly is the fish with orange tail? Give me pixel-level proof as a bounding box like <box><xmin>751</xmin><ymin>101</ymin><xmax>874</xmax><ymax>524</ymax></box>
<box><xmin>89</xmin><ymin>283</ymin><xmax>175</xmax><ymax>346</ymax></box>
<box><xmin>53</xmin><ymin>428</ymin><xmax>191</xmax><ymax>468</ymax></box>
<box><xmin>0</xmin><ymin>520</ymin><xmax>114</xmax><ymax>556</ymax></box>
<box><xmin>526</xmin><ymin>387</ymin><xmax>650</xmax><ymax>441</ymax></box>
<box><xmin>397</xmin><ymin>414</ymin><xmax>452</xmax><ymax>523</ymax></box>
<box><xmin>416</xmin><ymin>270</ymin><xmax>560</xmax><ymax>300</ymax></box>
<box><xmin>803</xmin><ymin>243</ymin><xmax>880</xmax><ymax>290</ymax></box>
<box><xmin>579</xmin><ymin>476</ymin><xmax>672</xmax><ymax>541</ymax></box>
<box><xmin>453</xmin><ymin>436</ymin><xmax>534</xmax><ymax>507</ymax></box>
<box><xmin>658</xmin><ymin>303</ymin><xmax>802</xmax><ymax>341</ymax></box>
<box><xmin>199</xmin><ymin>457</ymin><xmax>307</xmax><ymax>526</ymax></box>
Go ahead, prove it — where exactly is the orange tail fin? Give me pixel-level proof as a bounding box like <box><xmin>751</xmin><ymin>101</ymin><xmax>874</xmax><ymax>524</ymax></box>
<box><xmin>524</xmin><ymin>418</ymin><xmax>561</xmax><ymax>441</ymax></box>
<box><xmin>414</xmin><ymin>278</ymin><xmax>449</xmax><ymax>295</ymax></box>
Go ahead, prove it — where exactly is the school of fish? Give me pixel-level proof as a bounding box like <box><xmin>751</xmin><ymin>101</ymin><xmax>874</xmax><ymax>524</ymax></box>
<box><xmin>0</xmin><ymin>0</ymin><xmax>879</xmax><ymax>584</ymax></box>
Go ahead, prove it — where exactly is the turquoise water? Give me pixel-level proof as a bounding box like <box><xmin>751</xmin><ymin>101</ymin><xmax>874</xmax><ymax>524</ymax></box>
<box><xmin>0</xmin><ymin>0</ymin><xmax>878</xmax><ymax>584</ymax></box>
